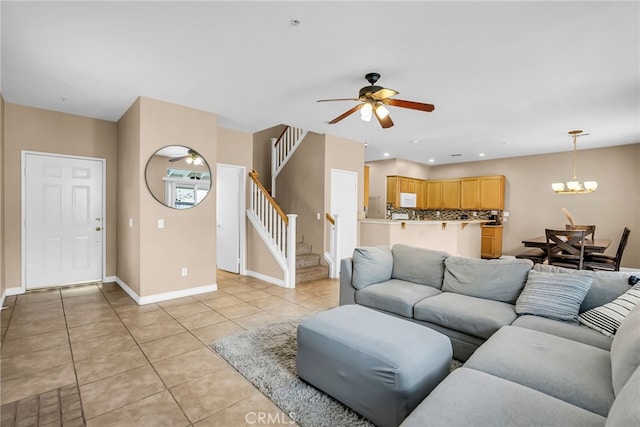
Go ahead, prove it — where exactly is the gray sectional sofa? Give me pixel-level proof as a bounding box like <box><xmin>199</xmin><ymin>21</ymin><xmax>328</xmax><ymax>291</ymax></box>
<box><xmin>339</xmin><ymin>244</ymin><xmax>640</xmax><ymax>426</ymax></box>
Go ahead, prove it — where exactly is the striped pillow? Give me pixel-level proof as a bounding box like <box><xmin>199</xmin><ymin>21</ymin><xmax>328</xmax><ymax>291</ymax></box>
<box><xmin>579</xmin><ymin>284</ymin><xmax>640</xmax><ymax>336</ymax></box>
<box><xmin>516</xmin><ymin>270</ymin><xmax>594</xmax><ymax>322</ymax></box>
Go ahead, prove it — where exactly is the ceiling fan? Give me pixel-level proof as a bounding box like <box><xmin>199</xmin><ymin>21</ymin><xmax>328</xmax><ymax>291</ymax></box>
<box><xmin>317</xmin><ymin>72</ymin><xmax>435</xmax><ymax>129</ymax></box>
<box><xmin>169</xmin><ymin>149</ymin><xmax>203</xmax><ymax>165</ymax></box>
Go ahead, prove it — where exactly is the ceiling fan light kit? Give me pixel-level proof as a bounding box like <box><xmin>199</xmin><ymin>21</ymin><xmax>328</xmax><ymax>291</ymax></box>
<box><xmin>318</xmin><ymin>72</ymin><xmax>435</xmax><ymax>129</ymax></box>
<box><xmin>552</xmin><ymin>130</ymin><xmax>598</xmax><ymax>194</ymax></box>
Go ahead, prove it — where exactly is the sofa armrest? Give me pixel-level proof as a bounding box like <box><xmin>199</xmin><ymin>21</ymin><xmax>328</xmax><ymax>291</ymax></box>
<box><xmin>339</xmin><ymin>257</ymin><xmax>356</xmax><ymax>305</ymax></box>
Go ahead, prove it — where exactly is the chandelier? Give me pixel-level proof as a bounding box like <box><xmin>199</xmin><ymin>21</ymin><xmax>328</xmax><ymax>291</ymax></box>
<box><xmin>551</xmin><ymin>130</ymin><xmax>598</xmax><ymax>194</ymax></box>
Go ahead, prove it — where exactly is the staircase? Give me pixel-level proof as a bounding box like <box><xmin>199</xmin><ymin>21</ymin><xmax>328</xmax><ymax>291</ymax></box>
<box><xmin>296</xmin><ymin>233</ymin><xmax>329</xmax><ymax>284</ymax></box>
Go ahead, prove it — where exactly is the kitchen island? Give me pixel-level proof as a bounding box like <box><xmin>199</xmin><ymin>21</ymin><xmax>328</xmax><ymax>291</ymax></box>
<box><xmin>359</xmin><ymin>219</ymin><xmax>490</xmax><ymax>258</ymax></box>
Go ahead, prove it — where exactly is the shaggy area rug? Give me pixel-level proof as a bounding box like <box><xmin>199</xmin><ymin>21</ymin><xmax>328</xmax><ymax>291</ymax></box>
<box><xmin>212</xmin><ymin>319</ymin><xmax>462</xmax><ymax>427</ymax></box>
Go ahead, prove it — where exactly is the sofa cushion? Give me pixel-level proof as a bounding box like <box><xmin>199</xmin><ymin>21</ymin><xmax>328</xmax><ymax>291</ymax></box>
<box><xmin>352</xmin><ymin>246</ymin><xmax>393</xmax><ymax>290</ymax></box>
<box><xmin>442</xmin><ymin>256</ymin><xmax>532</xmax><ymax>303</ymax></box>
<box><xmin>511</xmin><ymin>315</ymin><xmax>612</xmax><ymax>351</ymax></box>
<box><xmin>515</xmin><ymin>270</ymin><xmax>593</xmax><ymax>322</ymax></box>
<box><xmin>399</xmin><ymin>368</ymin><xmax>607</xmax><ymax>427</ymax></box>
<box><xmin>533</xmin><ymin>264</ymin><xmax>632</xmax><ymax>311</ymax></box>
<box><xmin>610</xmin><ymin>302</ymin><xmax>640</xmax><ymax>395</ymax></box>
<box><xmin>355</xmin><ymin>279</ymin><xmax>441</xmax><ymax>317</ymax></box>
<box><xmin>605</xmin><ymin>366</ymin><xmax>640</xmax><ymax>427</ymax></box>
<box><xmin>413</xmin><ymin>293</ymin><xmax>517</xmax><ymax>339</ymax></box>
<box><xmin>464</xmin><ymin>326</ymin><xmax>614</xmax><ymax>417</ymax></box>
<box><xmin>579</xmin><ymin>284</ymin><xmax>640</xmax><ymax>337</ymax></box>
<box><xmin>391</xmin><ymin>244</ymin><xmax>448</xmax><ymax>289</ymax></box>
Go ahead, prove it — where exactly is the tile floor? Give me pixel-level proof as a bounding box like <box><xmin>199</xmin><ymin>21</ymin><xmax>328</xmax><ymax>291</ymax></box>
<box><xmin>0</xmin><ymin>271</ymin><xmax>340</xmax><ymax>426</ymax></box>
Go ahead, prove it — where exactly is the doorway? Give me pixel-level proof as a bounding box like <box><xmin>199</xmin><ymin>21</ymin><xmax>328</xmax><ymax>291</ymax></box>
<box><xmin>330</xmin><ymin>169</ymin><xmax>358</xmax><ymax>274</ymax></box>
<box><xmin>23</xmin><ymin>152</ymin><xmax>105</xmax><ymax>289</ymax></box>
<box><xmin>216</xmin><ymin>164</ymin><xmax>245</xmax><ymax>274</ymax></box>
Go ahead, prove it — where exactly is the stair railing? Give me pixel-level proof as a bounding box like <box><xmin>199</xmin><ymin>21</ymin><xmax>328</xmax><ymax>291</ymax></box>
<box><xmin>324</xmin><ymin>213</ymin><xmax>340</xmax><ymax>278</ymax></box>
<box><xmin>271</xmin><ymin>125</ymin><xmax>308</xmax><ymax>198</ymax></box>
<box><xmin>247</xmin><ymin>170</ymin><xmax>297</xmax><ymax>287</ymax></box>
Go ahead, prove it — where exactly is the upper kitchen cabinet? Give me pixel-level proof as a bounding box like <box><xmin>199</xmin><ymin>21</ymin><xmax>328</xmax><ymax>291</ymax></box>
<box><xmin>442</xmin><ymin>179</ymin><xmax>461</xmax><ymax>209</ymax></box>
<box><xmin>460</xmin><ymin>175</ymin><xmax>505</xmax><ymax>210</ymax></box>
<box><xmin>479</xmin><ymin>175</ymin><xmax>505</xmax><ymax>209</ymax></box>
<box><xmin>425</xmin><ymin>180</ymin><xmax>443</xmax><ymax>209</ymax></box>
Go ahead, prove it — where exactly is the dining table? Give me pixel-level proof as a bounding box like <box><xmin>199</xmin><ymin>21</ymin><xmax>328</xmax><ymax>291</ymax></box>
<box><xmin>521</xmin><ymin>236</ymin><xmax>611</xmax><ymax>253</ymax></box>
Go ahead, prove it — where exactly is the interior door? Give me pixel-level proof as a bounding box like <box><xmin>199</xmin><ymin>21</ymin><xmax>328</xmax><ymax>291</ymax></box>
<box><xmin>24</xmin><ymin>153</ymin><xmax>104</xmax><ymax>289</ymax></box>
<box><xmin>330</xmin><ymin>169</ymin><xmax>358</xmax><ymax>273</ymax></box>
<box><xmin>216</xmin><ymin>164</ymin><xmax>242</xmax><ymax>273</ymax></box>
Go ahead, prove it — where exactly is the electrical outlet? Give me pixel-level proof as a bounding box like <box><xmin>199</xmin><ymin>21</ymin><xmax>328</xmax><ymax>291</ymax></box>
<box><xmin>181</xmin><ymin>267</ymin><xmax>188</xmax><ymax>277</ymax></box>
<box><xmin>473</xmin><ymin>212</ymin><xmax>478</xmax><ymax>216</ymax></box>
<box><xmin>129</xmin><ymin>218</ymin><xmax>133</xmax><ymax>227</ymax></box>
<box><xmin>503</xmin><ymin>212</ymin><xmax>510</xmax><ymax>217</ymax></box>
<box><xmin>158</xmin><ymin>219</ymin><xmax>164</xmax><ymax>229</ymax></box>
<box><xmin>436</xmin><ymin>211</ymin><xmax>441</xmax><ymax>216</ymax></box>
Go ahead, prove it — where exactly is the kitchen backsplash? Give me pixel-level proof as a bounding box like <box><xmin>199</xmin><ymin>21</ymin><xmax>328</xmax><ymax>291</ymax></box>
<box><xmin>386</xmin><ymin>207</ymin><xmax>502</xmax><ymax>222</ymax></box>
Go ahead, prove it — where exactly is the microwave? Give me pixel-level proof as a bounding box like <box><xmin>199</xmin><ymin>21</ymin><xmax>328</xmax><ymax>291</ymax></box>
<box><xmin>399</xmin><ymin>192</ymin><xmax>417</xmax><ymax>208</ymax></box>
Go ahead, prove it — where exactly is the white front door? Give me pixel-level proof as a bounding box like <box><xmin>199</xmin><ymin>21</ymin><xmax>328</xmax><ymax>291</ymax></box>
<box><xmin>330</xmin><ymin>169</ymin><xmax>358</xmax><ymax>273</ymax></box>
<box><xmin>216</xmin><ymin>164</ymin><xmax>243</xmax><ymax>273</ymax></box>
<box><xmin>24</xmin><ymin>152</ymin><xmax>104</xmax><ymax>289</ymax></box>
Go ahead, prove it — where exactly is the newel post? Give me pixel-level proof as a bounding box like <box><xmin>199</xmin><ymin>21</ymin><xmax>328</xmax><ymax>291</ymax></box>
<box><xmin>286</xmin><ymin>214</ymin><xmax>298</xmax><ymax>288</ymax></box>
<box><xmin>332</xmin><ymin>214</ymin><xmax>340</xmax><ymax>278</ymax></box>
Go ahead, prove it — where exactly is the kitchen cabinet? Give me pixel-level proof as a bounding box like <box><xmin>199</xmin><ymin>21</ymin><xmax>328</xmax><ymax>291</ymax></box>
<box><xmin>425</xmin><ymin>180</ymin><xmax>443</xmax><ymax>209</ymax></box>
<box><xmin>460</xmin><ymin>178</ymin><xmax>480</xmax><ymax>209</ymax></box>
<box><xmin>387</xmin><ymin>176</ymin><xmax>422</xmax><ymax>207</ymax></box>
<box><xmin>460</xmin><ymin>175</ymin><xmax>505</xmax><ymax>210</ymax></box>
<box><xmin>442</xmin><ymin>179</ymin><xmax>461</xmax><ymax>209</ymax></box>
<box><xmin>479</xmin><ymin>175</ymin><xmax>505</xmax><ymax>210</ymax></box>
<box><xmin>417</xmin><ymin>180</ymin><xmax>427</xmax><ymax>209</ymax></box>
<box><xmin>481</xmin><ymin>225</ymin><xmax>503</xmax><ymax>259</ymax></box>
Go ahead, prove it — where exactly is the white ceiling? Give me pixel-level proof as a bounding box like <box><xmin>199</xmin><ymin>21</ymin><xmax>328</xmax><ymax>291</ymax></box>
<box><xmin>2</xmin><ymin>1</ymin><xmax>639</xmax><ymax>165</ymax></box>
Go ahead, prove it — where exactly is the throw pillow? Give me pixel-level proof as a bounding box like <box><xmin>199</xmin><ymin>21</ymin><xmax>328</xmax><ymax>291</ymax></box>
<box><xmin>515</xmin><ymin>270</ymin><xmax>594</xmax><ymax>322</ymax></box>
<box><xmin>352</xmin><ymin>246</ymin><xmax>393</xmax><ymax>290</ymax></box>
<box><xmin>579</xmin><ymin>284</ymin><xmax>640</xmax><ymax>336</ymax></box>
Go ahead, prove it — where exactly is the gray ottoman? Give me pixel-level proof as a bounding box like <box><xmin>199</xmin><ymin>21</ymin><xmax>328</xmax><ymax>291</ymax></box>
<box><xmin>297</xmin><ymin>305</ymin><xmax>452</xmax><ymax>427</ymax></box>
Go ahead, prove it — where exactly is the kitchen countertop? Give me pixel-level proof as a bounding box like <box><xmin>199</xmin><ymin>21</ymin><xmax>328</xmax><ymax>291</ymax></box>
<box><xmin>360</xmin><ymin>219</ymin><xmax>492</xmax><ymax>224</ymax></box>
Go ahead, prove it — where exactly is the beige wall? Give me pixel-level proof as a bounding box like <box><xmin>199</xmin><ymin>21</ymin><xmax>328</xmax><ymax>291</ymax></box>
<box><xmin>1</xmin><ymin>96</ymin><xmax>5</xmax><ymax>297</ymax></box>
<box><xmin>429</xmin><ymin>144</ymin><xmax>640</xmax><ymax>268</ymax></box>
<box><xmin>136</xmin><ymin>97</ymin><xmax>218</xmax><ymax>297</ymax></box>
<box><xmin>218</xmin><ymin>126</ymin><xmax>284</xmax><ymax>279</ymax></box>
<box><xmin>252</xmin><ymin>124</ymin><xmax>286</xmax><ymax>192</ymax></box>
<box><xmin>325</xmin><ymin>134</ymin><xmax>366</xmax><ymax>249</ymax></box>
<box><xmin>3</xmin><ymin>103</ymin><xmax>118</xmax><ymax>289</ymax></box>
<box><xmin>116</xmin><ymin>99</ymin><xmax>141</xmax><ymax>293</ymax></box>
<box><xmin>365</xmin><ymin>158</ymin><xmax>431</xmax><ymax>218</ymax></box>
<box><xmin>276</xmin><ymin>132</ymin><xmax>326</xmax><ymax>262</ymax></box>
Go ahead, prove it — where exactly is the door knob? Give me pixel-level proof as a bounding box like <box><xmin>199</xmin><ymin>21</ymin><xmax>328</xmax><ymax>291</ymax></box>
<box><xmin>95</xmin><ymin>227</ymin><xmax>101</xmax><ymax>231</ymax></box>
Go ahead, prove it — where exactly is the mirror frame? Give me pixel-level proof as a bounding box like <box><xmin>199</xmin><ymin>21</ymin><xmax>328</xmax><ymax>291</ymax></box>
<box><xmin>144</xmin><ymin>145</ymin><xmax>211</xmax><ymax>209</ymax></box>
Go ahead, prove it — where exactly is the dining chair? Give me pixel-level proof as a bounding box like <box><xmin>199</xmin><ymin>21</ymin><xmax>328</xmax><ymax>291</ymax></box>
<box><xmin>584</xmin><ymin>227</ymin><xmax>631</xmax><ymax>272</ymax></box>
<box><xmin>545</xmin><ymin>229</ymin><xmax>586</xmax><ymax>270</ymax></box>
<box><xmin>565</xmin><ymin>224</ymin><xmax>596</xmax><ymax>240</ymax></box>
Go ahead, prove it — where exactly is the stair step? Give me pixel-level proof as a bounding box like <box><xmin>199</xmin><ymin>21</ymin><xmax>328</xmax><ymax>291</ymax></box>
<box><xmin>296</xmin><ymin>253</ymin><xmax>321</xmax><ymax>268</ymax></box>
<box><xmin>296</xmin><ymin>242</ymin><xmax>312</xmax><ymax>255</ymax></box>
<box><xmin>296</xmin><ymin>264</ymin><xmax>329</xmax><ymax>284</ymax></box>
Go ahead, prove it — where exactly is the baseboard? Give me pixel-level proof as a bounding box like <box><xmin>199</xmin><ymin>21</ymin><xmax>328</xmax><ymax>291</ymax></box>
<box><xmin>103</xmin><ymin>275</ymin><xmax>117</xmax><ymax>283</ymax></box>
<box><xmin>245</xmin><ymin>270</ymin><xmax>286</xmax><ymax>288</ymax></box>
<box><xmin>323</xmin><ymin>252</ymin><xmax>338</xmax><ymax>279</ymax></box>
<box><xmin>1</xmin><ymin>287</ymin><xmax>25</xmax><ymax>309</ymax></box>
<box><xmin>115</xmin><ymin>277</ymin><xmax>218</xmax><ymax>305</ymax></box>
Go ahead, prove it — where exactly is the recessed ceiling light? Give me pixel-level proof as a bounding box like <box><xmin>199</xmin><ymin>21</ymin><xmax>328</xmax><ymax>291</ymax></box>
<box><xmin>428</xmin><ymin>159</ymin><xmax>435</xmax><ymax>163</ymax></box>
<box><xmin>410</xmin><ymin>140</ymin><xmax>419</xmax><ymax>144</ymax></box>
<box><xmin>479</xmin><ymin>153</ymin><xmax>486</xmax><ymax>157</ymax></box>
<box><xmin>383</xmin><ymin>152</ymin><xmax>390</xmax><ymax>157</ymax></box>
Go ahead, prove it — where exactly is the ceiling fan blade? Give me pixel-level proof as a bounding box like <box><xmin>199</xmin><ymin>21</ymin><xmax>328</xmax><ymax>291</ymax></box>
<box><xmin>328</xmin><ymin>104</ymin><xmax>365</xmax><ymax>124</ymax></box>
<box><xmin>370</xmin><ymin>88</ymin><xmax>399</xmax><ymax>100</ymax></box>
<box><xmin>385</xmin><ymin>98</ymin><xmax>435</xmax><ymax>112</ymax></box>
<box><xmin>374</xmin><ymin>108</ymin><xmax>394</xmax><ymax>129</ymax></box>
<box><xmin>317</xmin><ymin>98</ymin><xmax>361</xmax><ymax>103</ymax></box>
<box><xmin>169</xmin><ymin>155</ymin><xmax>188</xmax><ymax>162</ymax></box>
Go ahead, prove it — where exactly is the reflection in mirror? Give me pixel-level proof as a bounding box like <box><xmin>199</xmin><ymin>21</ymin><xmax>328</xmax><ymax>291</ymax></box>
<box><xmin>145</xmin><ymin>145</ymin><xmax>211</xmax><ymax>209</ymax></box>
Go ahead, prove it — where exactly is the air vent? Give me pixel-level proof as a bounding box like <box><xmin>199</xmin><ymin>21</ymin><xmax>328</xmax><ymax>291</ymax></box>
<box><xmin>450</xmin><ymin>153</ymin><xmax>462</xmax><ymax>157</ymax></box>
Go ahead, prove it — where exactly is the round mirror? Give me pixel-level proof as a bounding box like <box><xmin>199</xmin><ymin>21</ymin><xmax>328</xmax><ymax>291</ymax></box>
<box><xmin>145</xmin><ymin>145</ymin><xmax>211</xmax><ymax>209</ymax></box>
